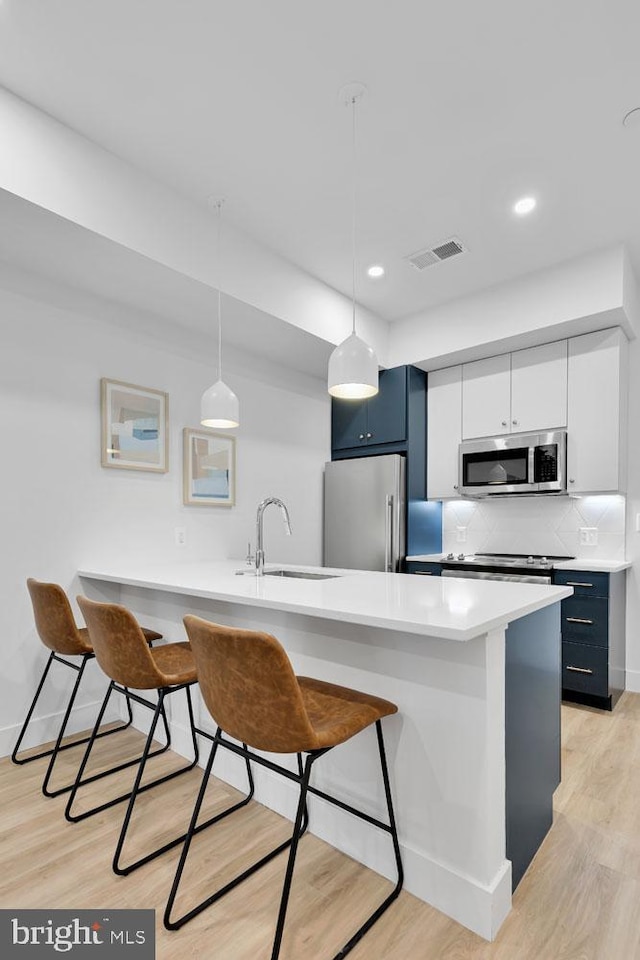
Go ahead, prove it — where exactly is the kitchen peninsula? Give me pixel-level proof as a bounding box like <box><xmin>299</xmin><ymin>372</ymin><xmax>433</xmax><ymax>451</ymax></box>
<box><xmin>78</xmin><ymin>561</ymin><xmax>572</xmax><ymax>940</ymax></box>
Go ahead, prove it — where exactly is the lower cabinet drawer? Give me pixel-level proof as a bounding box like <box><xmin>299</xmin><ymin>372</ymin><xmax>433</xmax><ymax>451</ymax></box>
<box><xmin>561</xmin><ymin>596</ymin><xmax>608</xmax><ymax>646</ymax></box>
<box><xmin>562</xmin><ymin>642</ymin><xmax>608</xmax><ymax>697</ymax></box>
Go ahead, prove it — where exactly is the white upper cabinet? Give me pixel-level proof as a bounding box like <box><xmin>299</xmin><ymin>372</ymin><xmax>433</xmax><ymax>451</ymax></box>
<box><xmin>462</xmin><ymin>341</ymin><xmax>568</xmax><ymax>439</ymax></box>
<box><xmin>567</xmin><ymin>328</ymin><xmax>628</xmax><ymax>494</ymax></box>
<box><xmin>511</xmin><ymin>340</ymin><xmax>568</xmax><ymax>433</ymax></box>
<box><xmin>427</xmin><ymin>365</ymin><xmax>462</xmax><ymax>500</ymax></box>
<box><xmin>462</xmin><ymin>354</ymin><xmax>511</xmax><ymax>439</ymax></box>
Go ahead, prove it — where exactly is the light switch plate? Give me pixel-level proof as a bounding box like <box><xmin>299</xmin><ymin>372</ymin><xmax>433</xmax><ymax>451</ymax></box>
<box><xmin>579</xmin><ymin>527</ymin><xmax>598</xmax><ymax>546</ymax></box>
<box><xmin>456</xmin><ymin>526</ymin><xmax>467</xmax><ymax>543</ymax></box>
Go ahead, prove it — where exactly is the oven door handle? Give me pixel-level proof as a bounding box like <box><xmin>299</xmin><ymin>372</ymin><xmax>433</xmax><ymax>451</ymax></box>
<box><xmin>528</xmin><ymin>445</ymin><xmax>535</xmax><ymax>483</ymax></box>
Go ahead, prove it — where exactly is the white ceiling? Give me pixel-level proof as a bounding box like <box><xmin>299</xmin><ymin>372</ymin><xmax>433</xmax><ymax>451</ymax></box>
<box><xmin>1</xmin><ymin>0</ymin><xmax>640</xmax><ymax>323</ymax></box>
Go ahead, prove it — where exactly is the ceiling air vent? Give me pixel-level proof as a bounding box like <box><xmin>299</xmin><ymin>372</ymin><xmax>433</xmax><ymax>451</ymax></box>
<box><xmin>406</xmin><ymin>237</ymin><xmax>466</xmax><ymax>271</ymax></box>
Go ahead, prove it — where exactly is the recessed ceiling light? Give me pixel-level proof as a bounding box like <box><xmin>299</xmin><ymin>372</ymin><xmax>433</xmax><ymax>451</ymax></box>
<box><xmin>513</xmin><ymin>196</ymin><xmax>537</xmax><ymax>216</ymax></box>
<box><xmin>367</xmin><ymin>265</ymin><xmax>385</xmax><ymax>278</ymax></box>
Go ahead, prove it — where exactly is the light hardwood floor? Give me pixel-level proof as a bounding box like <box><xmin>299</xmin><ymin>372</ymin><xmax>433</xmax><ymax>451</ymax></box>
<box><xmin>2</xmin><ymin>694</ymin><xmax>640</xmax><ymax>959</ymax></box>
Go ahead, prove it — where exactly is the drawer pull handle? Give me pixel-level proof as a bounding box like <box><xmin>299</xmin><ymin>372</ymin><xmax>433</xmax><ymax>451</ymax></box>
<box><xmin>566</xmin><ymin>581</ymin><xmax>593</xmax><ymax>588</ymax></box>
<box><xmin>415</xmin><ymin>571</ymin><xmax>433</xmax><ymax>575</ymax></box>
<box><xmin>566</xmin><ymin>617</ymin><xmax>594</xmax><ymax>625</ymax></box>
<box><xmin>566</xmin><ymin>665</ymin><xmax>594</xmax><ymax>675</ymax></box>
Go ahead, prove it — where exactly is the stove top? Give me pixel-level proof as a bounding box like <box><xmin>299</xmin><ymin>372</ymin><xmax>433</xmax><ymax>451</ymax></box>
<box><xmin>441</xmin><ymin>552</ymin><xmax>574</xmax><ymax>571</ymax></box>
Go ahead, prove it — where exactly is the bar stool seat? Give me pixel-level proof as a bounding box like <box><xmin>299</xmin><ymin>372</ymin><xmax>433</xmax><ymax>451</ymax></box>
<box><xmin>12</xmin><ymin>579</ymin><xmax>163</xmax><ymax>798</ymax></box>
<box><xmin>165</xmin><ymin>616</ymin><xmax>403</xmax><ymax>960</ymax></box>
<box><xmin>298</xmin><ymin>676</ymin><xmax>396</xmax><ymax>748</ymax></box>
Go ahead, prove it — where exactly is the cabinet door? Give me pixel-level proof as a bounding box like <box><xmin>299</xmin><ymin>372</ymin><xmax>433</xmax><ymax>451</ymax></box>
<box><xmin>567</xmin><ymin>328</ymin><xmax>627</xmax><ymax>493</ymax></box>
<box><xmin>427</xmin><ymin>365</ymin><xmax>462</xmax><ymax>499</ymax></box>
<box><xmin>511</xmin><ymin>341</ymin><xmax>567</xmax><ymax>433</ymax></box>
<box><xmin>331</xmin><ymin>397</ymin><xmax>368</xmax><ymax>451</ymax></box>
<box><xmin>366</xmin><ymin>366</ymin><xmax>407</xmax><ymax>445</ymax></box>
<box><xmin>462</xmin><ymin>354</ymin><xmax>511</xmax><ymax>439</ymax></box>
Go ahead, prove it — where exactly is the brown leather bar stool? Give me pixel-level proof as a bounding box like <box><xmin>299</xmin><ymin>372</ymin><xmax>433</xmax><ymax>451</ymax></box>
<box><xmin>66</xmin><ymin>597</ymin><xmax>253</xmax><ymax>877</ymax></box>
<box><xmin>165</xmin><ymin>616</ymin><xmax>404</xmax><ymax>960</ymax></box>
<box><xmin>12</xmin><ymin>578</ymin><xmax>164</xmax><ymax>798</ymax></box>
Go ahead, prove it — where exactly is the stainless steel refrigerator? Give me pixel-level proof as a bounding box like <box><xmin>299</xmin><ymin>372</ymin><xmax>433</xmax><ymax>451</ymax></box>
<box><xmin>323</xmin><ymin>455</ymin><xmax>405</xmax><ymax>571</ymax></box>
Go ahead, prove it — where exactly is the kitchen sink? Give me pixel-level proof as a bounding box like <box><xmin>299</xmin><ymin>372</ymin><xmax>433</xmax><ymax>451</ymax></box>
<box><xmin>264</xmin><ymin>569</ymin><xmax>339</xmax><ymax>580</ymax></box>
<box><xmin>235</xmin><ymin>568</ymin><xmax>339</xmax><ymax>580</ymax></box>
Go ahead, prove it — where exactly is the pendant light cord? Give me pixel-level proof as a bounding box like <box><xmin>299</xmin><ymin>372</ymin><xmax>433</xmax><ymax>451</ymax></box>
<box><xmin>351</xmin><ymin>95</ymin><xmax>357</xmax><ymax>337</ymax></box>
<box><xmin>216</xmin><ymin>200</ymin><xmax>223</xmax><ymax>381</ymax></box>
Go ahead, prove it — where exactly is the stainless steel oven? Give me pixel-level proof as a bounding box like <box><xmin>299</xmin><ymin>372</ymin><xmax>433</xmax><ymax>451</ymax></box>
<box><xmin>439</xmin><ymin>552</ymin><xmax>573</xmax><ymax>583</ymax></box>
<box><xmin>458</xmin><ymin>430</ymin><xmax>567</xmax><ymax>497</ymax></box>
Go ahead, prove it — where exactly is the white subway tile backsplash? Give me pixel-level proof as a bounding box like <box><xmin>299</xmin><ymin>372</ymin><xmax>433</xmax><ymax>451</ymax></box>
<box><xmin>442</xmin><ymin>496</ymin><xmax>625</xmax><ymax>560</ymax></box>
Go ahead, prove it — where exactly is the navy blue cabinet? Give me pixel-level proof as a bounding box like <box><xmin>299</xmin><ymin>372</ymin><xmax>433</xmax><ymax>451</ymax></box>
<box><xmin>331</xmin><ymin>366</ymin><xmax>407</xmax><ymax>451</ymax></box>
<box><xmin>331</xmin><ymin>365</ymin><xmax>442</xmax><ymax>558</ymax></box>
<box><xmin>553</xmin><ymin>568</ymin><xmax>626</xmax><ymax>710</ymax></box>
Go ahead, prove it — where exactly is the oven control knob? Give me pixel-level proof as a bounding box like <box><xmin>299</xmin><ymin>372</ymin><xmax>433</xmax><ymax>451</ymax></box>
<box><xmin>446</xmin><ymin>553</ymin><xmax>455</xmax><ymax>560</ymax></box>
<box><xmin>457</xmin><ymin>553</ymin><xmax>465</xmax><ymax>561</ymax></box>
<box><xmin>526</xmin><ymin>556</ymin><xmax>535</xmax><ymax>564</ymax></box>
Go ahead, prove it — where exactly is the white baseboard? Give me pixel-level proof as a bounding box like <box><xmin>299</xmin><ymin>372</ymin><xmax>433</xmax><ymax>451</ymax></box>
<box><xmin>0</xmin><ymin>699</ymin><xmax>122</xmax><ymax>760</ymax></box>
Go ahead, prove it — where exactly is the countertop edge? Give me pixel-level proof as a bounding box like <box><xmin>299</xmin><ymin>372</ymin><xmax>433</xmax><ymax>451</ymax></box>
<box><xmin>78</xmin><ymin>567</ymin><xmax>572</xmax><ymax>644</ymax></box>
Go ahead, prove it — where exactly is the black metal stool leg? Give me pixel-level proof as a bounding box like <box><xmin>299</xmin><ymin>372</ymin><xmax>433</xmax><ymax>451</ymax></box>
<box><xmin>331</xmin><ymin>721</ymin><xmax>404</xmax><ymax>960</ymax></box>
<box><xmin>164</xmin><ymin>733</ymin><xmax>303</xmax><ymax>931</ymax></box>
<box><xmin>40</xmin><ymin>656</ymin><xmax>90</xmax><ymax>797</ymax></box>
<box><xmin>270</xmin><ymin>754</ymin><xmax>315</xmax><ymax>960</ymax></box>
<box><xmin>11</xmin><ymin>652</ymin><xmax>58</xmax><ymax>765</ymax></box>
<box><xmin>64</xmin><ymin>683</ymin><xmax>174</xmax><ymax>823</ymax></box>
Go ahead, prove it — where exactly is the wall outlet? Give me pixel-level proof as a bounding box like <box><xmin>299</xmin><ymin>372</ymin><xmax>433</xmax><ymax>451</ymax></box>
<box><xmin>174</xmin><ymin>527</ymin><xmax>187</xmax><ymax>546</ymax></box>
<box><xmin>456</xmin><ymin>526</ymin><xmax>467</xmax><ymax>543</ymax></box>
<box><xmin>579</xmin><ymin>527</ymin><xmax>598</xmax><ymax>546</ymax></box>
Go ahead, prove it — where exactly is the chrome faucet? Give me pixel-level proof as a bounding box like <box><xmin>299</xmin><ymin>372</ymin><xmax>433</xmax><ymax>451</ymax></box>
<box><xmin>255</xmin><ymin>497</ymin><xmax>292</xmax><ymax>576</ymax></box>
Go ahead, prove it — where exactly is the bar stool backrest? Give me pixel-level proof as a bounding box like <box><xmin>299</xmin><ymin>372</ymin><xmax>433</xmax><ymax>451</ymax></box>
<box><xmin>77</xmin><ymin>596</ymin><xmax>167</xmax><ymax>690</ymax></box>
<box><xmin>27</xmin><ymin>579</ymin><xmax>92</xmax><ymax>656</ymax></box>
<box><xmin>183</xmin><ymin>615</ymin><xmax>320</xmax><ymax>754</ymax></box>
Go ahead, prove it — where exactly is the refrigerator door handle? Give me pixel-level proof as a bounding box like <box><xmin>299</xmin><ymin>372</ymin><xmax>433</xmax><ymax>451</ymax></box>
<box><xmin>385</xmin><ymin>494</ymin><xmax>394</xmax><ymax>572</ymax></box>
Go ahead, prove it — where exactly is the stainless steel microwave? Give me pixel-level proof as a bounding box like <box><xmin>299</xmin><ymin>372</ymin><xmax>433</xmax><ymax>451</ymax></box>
<box><xmin>458</xmin><ymin>430</ymin><xmax>567</xmax><ymax>497</ymax></box>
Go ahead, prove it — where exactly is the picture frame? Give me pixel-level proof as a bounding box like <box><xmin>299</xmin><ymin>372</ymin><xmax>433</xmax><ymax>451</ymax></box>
<box><xmin>183</xmin><ymin>428</ymin><xmax>236</xmax><ymax>507</ymax></box>
<box><xmin>101</xmin><ymin>378</ymin><xmax>169</xmax><ymax>473</ymax></box>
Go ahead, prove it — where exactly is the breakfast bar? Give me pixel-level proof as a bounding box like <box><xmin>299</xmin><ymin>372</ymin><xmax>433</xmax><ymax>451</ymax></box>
<box><xmin>78</xmin><ymin>561</ymin><xmax>572</xmax><ymax>941</ymax></box>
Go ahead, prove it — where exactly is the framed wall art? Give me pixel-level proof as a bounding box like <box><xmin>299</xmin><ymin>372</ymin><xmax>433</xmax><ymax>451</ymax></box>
<box><xmin>183</xmin><ymin>428</ymin><xmax>235</xmax><ymax>507</ymax></box>
<box><xmin>101</xmin><ymin>379</ymin><xmax>169</xmax><ymax>472</ymax></box>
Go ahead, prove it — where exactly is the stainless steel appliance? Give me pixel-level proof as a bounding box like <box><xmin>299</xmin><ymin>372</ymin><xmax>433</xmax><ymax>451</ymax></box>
<box><xmin>440</xmin><ymin>552</ymin><xmax>573</xmax><ymax>583</ymax></box>
<box><xmin>458</xmin><ymin>430</ymin><xmax>567</xmax><ymax>497</ymax></box>
<box><xmin>324</xmin><ymin>455</ymin><xmax>405</xmax><ymax>571</ymax></box>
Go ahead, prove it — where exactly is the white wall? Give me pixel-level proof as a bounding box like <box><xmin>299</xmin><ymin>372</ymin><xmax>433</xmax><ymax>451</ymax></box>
<box><xmin>443</xmin><ymin>496</ymin><xmax>626</xmax><ymax>561</ymax></box>
<box><xmin>624</xmin><ymin>336</ymin><xmax>640</xmax><ymax>692</ymax></box>
<box><xmin>391</xmin><ymin>246</ymin><xmax>636</xmax><ymax>370</ymax></box>
<box><xmin>0</xmin><ymin>278</ymin><xmax>330</xmax><ymax>756</ymax></box>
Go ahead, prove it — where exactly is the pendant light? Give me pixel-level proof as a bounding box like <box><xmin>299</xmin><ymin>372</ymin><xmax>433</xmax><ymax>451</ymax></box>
<box><xmin>201</xmin><ymin>199</ymin><xmax>240</xmax><ymax>428</ymax></box>
<box><xmin>328</xmin><ymin>83</ymin><xmax>379</xmax><ymax>400</ymax></box>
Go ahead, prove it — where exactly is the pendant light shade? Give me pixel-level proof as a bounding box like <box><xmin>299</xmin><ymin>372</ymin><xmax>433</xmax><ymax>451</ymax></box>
<box><xmin>328</xmin><ymin>333</ymin><xmax>378</xmax><ymax>399</ymax></box>
<box><xmin>200</xmin><ymin>378</ymin><xmax>240</xmax><ymax>428</ymax></box>
<box><xmin>328</xmin><ymin>83</ymin><xmax>379</xmax><ymax>401</ymax></box>
<box><xmin>200</xmin><ymin>199</ymin><xmax>239</xmax><ymax>428</ymax></box>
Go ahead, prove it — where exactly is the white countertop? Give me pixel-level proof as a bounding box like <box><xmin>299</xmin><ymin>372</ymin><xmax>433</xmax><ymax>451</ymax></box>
<box><xmin>552</xmin><ymin>558</ymin><xmax>631</xmax><ymax>572</ymax></box>
<box><xmin>406</xmin><ymin>554</ymin><xmax>631</xmax><ymax>573</ymax></box>
<box><xmin>78</xmin><ymin>560</ymin><xmax>572</xmax><ymax>643</ymax></box>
